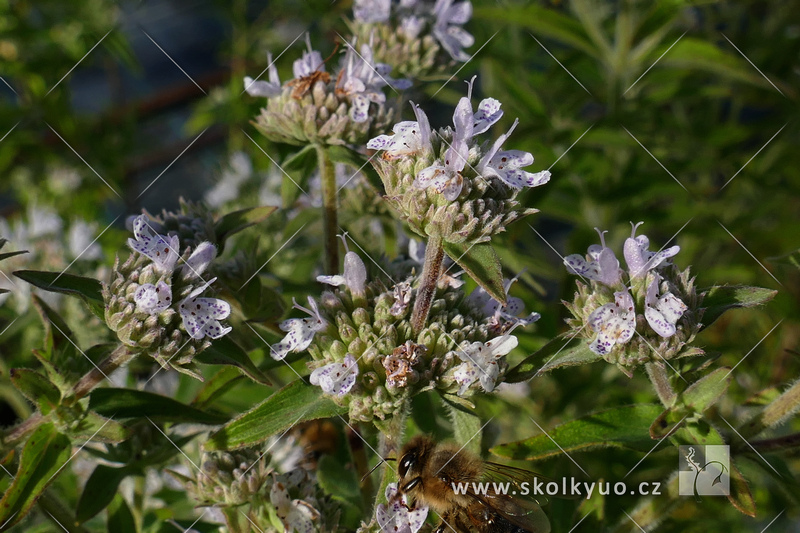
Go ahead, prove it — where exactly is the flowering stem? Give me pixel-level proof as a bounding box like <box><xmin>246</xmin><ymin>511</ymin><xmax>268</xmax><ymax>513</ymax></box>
<box><xmin>741</xmin><ymin>378</ymin><xmax>800</xmax><ymax>438</ymax></box>
<box><xmin>70</xmin><ymin>345</ymin><xmax>135</xmax><ymax>402</ymax></box>
<box><xmin>646</xmin><ymin>362</ymin><xmax>676</xmax><ymax>407</ymax></box>
<box><xmin>411</xmin><ymin>234</ymin><xmax>445</xmax><ymax>335</ymax></box>
<box><xmin>317</xmin><ymin>144</ymin><xmax>339</xmax><ymax>275</ymax></box>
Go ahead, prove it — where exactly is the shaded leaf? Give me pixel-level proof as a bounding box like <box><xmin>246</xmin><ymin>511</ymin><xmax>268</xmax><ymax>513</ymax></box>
<box><xmin>328</xmin><ymin>145</ymin><xmax>384</xmax><ymax>193</ymax></box>
<box><xmin>506</xmin><ymin>335</ymin><xmax>601</xmax><ymax>383</ymax></box>
<box><xmin>89</xmin><ymin>388</ymin><xmax>229</xmax><ymax>425</ymax></box>
<box><xmin>70</xmin><ymin>411</ymin><xmax>131</xmax><ymax>444</ymax></box>
<box><xmin>15</xmin><ymin>270</ymin><xmax>104</xmax><ymax>317</ymax></box>
<box><xmin>491</xmin><ymin>405</ymin><xmax>663</xmax><ymax>460</ymax></box>
<box><xmin>206</xmin><ymin>380</ymin><xmax>347</xmax><ymax>451</ymax></box>
<box><xmin>191</xmin><ymin>366</ymin><xmax>245</xmax><ymax>409</ymax></box>
<box><xmin>77</xmin><ymin>465</ymin><xmax>133</xmax><ymax>523</ymax></box>
<box><xmin>0</xmin><ymin>249</ymin><xmax>28</xmax><ymax>261</ymax></box>
<box><xmin>10</xmin><ymin>368</ymin><xmax>61</xmax><ymax>414</ymax></box>
<box><xmin>682</xmin><ymin>367</ymin><xmax>732</xmax><ymax>413</ymax></box>
<box><xmin>0</xmin><ymin>424</ymin><xmax>72</xmax><ymax>527</ymax></box>
<box><xmin>281</xmin><ymin>144</ymin><xmax>317</xmax><ymax>206</ymax></box>
<box><xmin>106</xmin><ymin>494</ymin><xmax>137</xmax><ymax>533</ymax></box>
<box><xmin>195</xmin><ymin>335</ymin><xmax>271</xmax><ymax>385</ymax></box>
<box><xmin>443</xmin><ymin>241</ymin><xmax>506</xmax><ymax>304</ymax></box>
<box><xmin>317</xmin><ymin>454</ymin><xmax>363</xmax><ymax>510</ymax></box>
<box><xmin>215</xmin><ymin>205</ymin><xmax>277</xmax><ymax>244</ymax></box>
<box><xmin>700</xmin><ymin>285</ymin><xmax>777</xmax><ymax>330</ymax></box>
<box><xmin>442</xmin><ymin>394</ymin><xmax>482</xmax><ymax>455</ymax></box>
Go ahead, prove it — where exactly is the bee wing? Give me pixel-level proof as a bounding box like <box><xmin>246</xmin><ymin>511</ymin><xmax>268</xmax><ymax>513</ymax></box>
<box><xmin>469</xmin><ymin>492</ymin><xmax>551</xmax><ymax>533</ymax></box>
<box><xmin>480</xmin><ymin>462</ymin><xmax>554</xmax><ymax>503</ymax></box>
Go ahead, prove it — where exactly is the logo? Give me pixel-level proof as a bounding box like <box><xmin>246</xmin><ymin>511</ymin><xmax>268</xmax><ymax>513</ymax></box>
<box><xmin>678</xmin><ymin>445</ymin><xmax>730</xmax><ymax>496</ymax></box>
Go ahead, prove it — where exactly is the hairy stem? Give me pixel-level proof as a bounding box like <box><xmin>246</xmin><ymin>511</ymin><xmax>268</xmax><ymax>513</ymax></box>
<box><xmin>410</xmin><ymin>234</ymin><xmax>445</xmax><ymax>335</ymax></box>
<box><xmin>749</xmin><ymin>432</ymin><xmax>800</xmax><ymax>453</ymax></box>
<box><xmin>222</xmin><ymin>507</ymin><xmax>248</xmax><ymax>533</ymax></box>
<box><xmin>70</xmin><ymin>344</ymin><xmax>135</xmax><ymax>402</ymax></box>
<box><xmin>2</xmin><ymin>412</ymin><xmax>43</xmax><ymax>450</ymax></box>
<box><xmin>740</xmin><ymin>378</ymin><xmax>800</xmax><ymax>439</ymax></box>
<box><xmin>317</xmin><ymin>144</ymin><xmax>339</xmax><ymax>275</ymax></box>
<box><xmin>646</xmin><ymin>362</ymin><xmax>676</xmax><ymax>407</ymax></box>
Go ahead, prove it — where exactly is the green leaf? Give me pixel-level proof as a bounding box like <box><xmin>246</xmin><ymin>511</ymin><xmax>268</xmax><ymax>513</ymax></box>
<box><xmin>327</xmin><ymin>145</ymin><xmax>384</xmax><ymax>193</ymax></box>
<box><xmin>31</xmin><ymin>295</ymin><xmax>77</xmax><ymax>361</ymax></box>
<box><xmin>281</xmin><ymin>144</ymin><xmax>317</xmax><ymax>206</ymax></box>
<box><xmin>682</xmin><ymin>367</ymin><xmax>732</xmax><ymax>413</ymax></box>
<box><xmin>0</xmin><ymin>424</ymin><xmax>72</xmax><ymax>527</ymax></box>
<box><xmin>10</xmin><ymin>368</ymin><xmax>61</xmax><ymax>414</ymax></box>
<box><xmin>195</xmin><ymin>335</ymin><xmax>271</xmax><ymax>385</ymax></box>
<box><xmin>700</xmin><ymin>285</ymin><xmax>777</xmax><ymax>330</ymax></box>
<box><xmin>443</xmin><ymin>241</ymin><xmax>506</xmax><ymax>304</ymax></box>
<box><xmin>214</xmin><ymin>205</ymin><xmax>277</xmax><ymax>244</ymax></box>
<box><xmin>107</xmin><ymin>494</ymin><xmax>137</xmax><ymax>533</ymax></box>
<box><xmin>77</xmin><ymin>465</ymin><xmax>133</xmax><ymax>523</ymax></box>
<box><xmin>505</xmin><ymin>336</ymin><xmax>601</xmax><ymax>383</ymax></box>
<box><xmin>14</xmin><ymin>270</ymin><xmax>104</xmax><ymax>317</ymax></box>
<box><xmin>191</xmin><ymin>367</ymin><xmax>245</xmax><ymax>409</ymax></box>
<box><xmin>69</xmin><ymin>411</ymin><xmax>131</xmax><ymax>444</ymax></box>
<box><xmin>206</xmin><ymin>380</ymin><xmax>347</xmax><ymax>451</ymax></box>
<box><xmin>317</xmin><ymin>454</ymin><xmax>363</xmax><ymax>510</ymax></box>
<box><xmin>441</xmin><ymin>394</ymin><xmax>482</xmax><ymax>455</ymax></box>
<box><xmin>89</xmin><ymin>388</ymin><xmax>229</xmax><ymax>425</ymax></box>
<box><xmin>491</xmin><ymin>405</ymin><xmax>663</xmax><ymax>461</ymax></box>
<box><xmin>0</xmin><ymin>249</ymin><xmax>28</xmax><ymax>261</ymax></box>
<box><xmin>474</xmin><ymin>5</ymin><xmax>597</xmax><ymax>58</ymax></box>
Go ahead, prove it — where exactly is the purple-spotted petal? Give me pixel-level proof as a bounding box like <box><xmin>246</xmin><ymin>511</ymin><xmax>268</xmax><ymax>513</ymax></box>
<box><xmin>473</xmin><ymin>98</ymin><xmax>503</xmax><ymax>135</ymax></box>
<box><xmin>134</xmin><ymin>281</ymin><xmax>172</xmax><ymax>315</ymax></box>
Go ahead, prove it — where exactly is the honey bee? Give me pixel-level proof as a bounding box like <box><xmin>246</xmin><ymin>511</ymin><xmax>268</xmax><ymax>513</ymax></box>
<box><xmin>393</xmin><ymin>436</ymin><xmax>550</xmax><ymax>533</ymax></box>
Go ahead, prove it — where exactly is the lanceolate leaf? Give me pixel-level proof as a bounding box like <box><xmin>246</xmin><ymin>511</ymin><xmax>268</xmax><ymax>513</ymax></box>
<box><xmin>77</xmin><ymin>465</ymin><xmax>135</xmax><ymax>523</ymax></box>
<box><xmin>281</xmin><ymin>144</ymin><xmax>317</xmax><ymax>206</ymax></box>
<box><xmin>10</xmin><ymin>368</ymin><xmax>61</xmax><ymax>414</ymax></box>
<box><xmin>195</xmin><ymin>335</ymin><xmax>271</xmax><ymax>385</ymax></box>
<box><xmin>506</xmin><ymin>335</ymin><xmax>601</xmax><ymax>383</ymax></box>
<box><xmin>0</xmin><ymin>424</ymin><xmax>72</xmax><ymax>527</ymax></box>
<box><xmin>491</xmin><ymin>405</ymin><xmax>663</xmax><ymax>461</ymax></box>
<box><xmin>205</xmin><ymin>379</ymin><xmax>347</xmax><ymax>451</ymax></box>
<box><xmin>106</xmin><ymin>494</ymin><xmax>137</xmax><ymax>533</ymax></box>
<box><xmin>700</xmin><ymin>285</ymin><xmax>777</xmax><ymax>330</ymax></box>
<box><xmin>214</xmin><ymin>205</ymin><xmax>277</xmax><ymax>243</ymax></box>
<box><xmin>442</xmin><ymin>395</ymin><xmax>483</xmax><ymax>455</ymax></box>
<box><xmin>443</xmin><ymin>241</ymin><xmax>506</xmax><ymax>304</ymax></box>
<box><xmin>14</xmin><ymin>270</ymin><xmax>104</xmax><ymax>317</ymax></box>
<box><xmin>89</xmin><ymin>388</ymin><xmax>229</xmax><ymax>425</ymax></box>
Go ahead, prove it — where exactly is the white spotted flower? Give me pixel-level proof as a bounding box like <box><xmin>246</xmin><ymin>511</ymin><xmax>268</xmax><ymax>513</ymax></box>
<box><xmin>563</xmin><ymin>228</ymin><xmax>623</xmax><ymax>287</ymax></box>
<box><xmin>309</xmin><ymin>354</ymin><xmax>359</xmax><ymax>397</ymax></box>
<box><xmin>376</xmin><ymin>483</ymin><xmax>429</xmax><ymax>533</ymax></box>
<box><xmin>433</xmin><ymin>0</ymin><xmax>474</xmax><ymax>61</ymax></box>
<box><xmin>586</xmin><ymin>290</ymin><xmax>636</xmax><ymax>356</ymax></box>
<box><xmin>644</xmin><ymin>274</ymin><xmax>688</xmax><ymax>338</ymax></box>
<box><xmin>127</xmin><ymin>214</ymin><xmax>180</xmax><ymax>274</ymax></box>
<box><xmin>452</xmin><ymin>334</ymin><xmax>518</xmax><ymax>395</ymax></box>
<box><xmin>271</xmin><ymin>297</ymin><xmax>328</xmax><ymax>360</ymax></box>
<box><xmin>134</xmin><ymin>281</ymin><xmax>172</xmax><ymax>315</ymax></box>
<box><xmin>270</xmin><ymin>476</ymin><xmax>319</xmax><ymax>533</ymax></box>
<box><xmin>243</xmin><ymin>52</ymin><xmax>281</xmax><ymax>97</ymax></box>
<box><xmin>468</xmin><ymin>276</ymin><xmax>540</xmax><ymax>331</ymax></box>
<box><xmin>366</xmin><ymin>102</ymin><xmax>432</xmax><ymax>158</ymax></box>
<box><xmin>178</xmin><ymin>277</ymin><xmax>232</xmax><ymax>340</ymax></box>
<box><xmin>316</xmin><ymin>234</ymin><xmax>367</xmax><ymax>296</ymax></box>
<box><xmin>624</xmin><ymin>221</ymin><xmax>680</xmax><ymax>279</ymax></box>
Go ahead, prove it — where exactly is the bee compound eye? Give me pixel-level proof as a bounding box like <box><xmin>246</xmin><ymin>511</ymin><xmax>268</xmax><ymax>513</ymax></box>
<box><xmin>399</xmin><ymin>453</ymin><xmax>415</xmax><ymax>477</ymax></box>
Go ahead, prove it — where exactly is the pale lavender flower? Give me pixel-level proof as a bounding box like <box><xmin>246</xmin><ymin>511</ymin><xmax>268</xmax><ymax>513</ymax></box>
<box><xmin>293</xmin><ymin>35</ymin><xmax>325</xmax><ymax>78</ymax></box>
<box><xmin>564</xmin><ymin>228</ymin><xmax>623</xmax><ymax>286</ymax></box>
<box><xmin>353</xmin><ymin>0</ymin><xmax>391</xmax><ymax>23</ymax></box>
<box><xmin>376</xmin><ymin>483</ymin><xmax>429</xmax><ymax>533</ymax></box>
<box><xmin>367</xmin><ymin>102</ymin><xmax>432</xmax><ymax>158</ymax></box>
<box><xmin>309</xmin><ymin>354</ymin><xmax>359</xmax><ymax>397</ymax></box>
<box><xmin>181</xmin><ymin>241</ymin><xmax>217</xmax><ymax>280</ymax></box>
<box><xmin>644</xmin><ymin>274</ymin><xmax>688</xmax><ymax>338</ymax></box>
<box><xmin>587</xmin><ymin>290</ymin><xmax>636</xmax><ymax>356</ymax></box>
<box><xmin>433</xmin><ymin>0</ymin><xmax>474</xmax><ymax>61</ymax></box>
<box><xmin>468</xmin><ymin>276</ymin><xmax>540</xmax><ymax>328</ymax></box>
<box><xmin>623</xmin><ymin>222</ymin><xmax>680</xmax><ymax>279</ymax></box>
<box><xmin>127</xmin><ymin>214</ymin><xmax>180</xmax><ymax>274</ymax></box>
<box><xmin>244</xmin><ymin>53</ymin><xmax>282</xmax><ymax>97</ymax></box>
<box><xmin>270</xmin><ymin>476</ymin><xmax>319</xmax><ymax>533</ymax></box>
<box><xmin>178</xmin><ymin>278</ymin><xmax>232</xmax><ymax>340</ymax></box>
<box><xmin>134</xmin><ymin>281</ymin><xmax>172</xmax><ymax>315</ymax></box>
<box><xmin>452</xmin><ymin>334</ymin><xmax>518</xmax><ymax>395</ymax></box>
<box><xmin>476</xmin><ymin>119</ymin><xmax>551</xmax><ymax>189</ymax></box>
<box><xmin>316</xmin><ymin>234</ymin><xmax>367</xmax><ymax>296</ymax></box>
<box><xmin>271</xmin><ymin>297</ymin><xmax>327</xmax><ymax>360</ymax></box>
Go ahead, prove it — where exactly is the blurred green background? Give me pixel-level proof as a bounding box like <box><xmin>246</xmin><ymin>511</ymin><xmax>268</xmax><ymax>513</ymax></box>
<box><xmin>1</xmin><ymin>0</ymin><xmax>798</xmax><ymax>531</ymax></box>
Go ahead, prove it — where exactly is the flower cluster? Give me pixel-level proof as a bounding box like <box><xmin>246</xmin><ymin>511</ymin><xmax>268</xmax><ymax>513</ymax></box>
<box><xmin>368</xmin><ymin>78</ymin><xmax>550</xmax><ymax>246</ymax></box>
<box><xmin>245</xmin><ymin>35</ymin><xmax>410</xmax><ymax>147</ymax></box>
<box><xmin>375</xmin><ymin>483</ymin><xmax>428</xmax><ymax>533</ymax></box>
<box><xmin>271</xmin><ymin>236</ymin><xmax>539</xmax><ymax>421</ymax></box>
<box><xmin>349</xmin><ymin>0</ymin><xmax>474</xmax><ymax>78</ymax></box>
<box><xmin>103</xmin><ymin>214</ymin><xmax>232</xmax><ymax>379</ymax></box>
<box><xmin>563</xmin><ymin>223</ymin><xmax>702</xmax><ymax>370</ymax></box>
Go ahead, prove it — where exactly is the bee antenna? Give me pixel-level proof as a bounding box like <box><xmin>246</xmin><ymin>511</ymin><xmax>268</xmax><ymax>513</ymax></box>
<box><xmin>323</xmin><ymin>41</ymin><xmax>341</xmax><ymax>65</ymax></box>
<box><xmin>361</xmin><ymin>456</ymin><xmax>394</xmax><ymax>484</ymax></box>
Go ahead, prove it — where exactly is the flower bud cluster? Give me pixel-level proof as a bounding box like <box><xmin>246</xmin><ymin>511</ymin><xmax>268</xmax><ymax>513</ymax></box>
<box><xmin>348</xmin><ymin>0</ymin><xmax>475</xmax><ymax>78</ymax></box>
<box><xmin>563</xmin><ymin>223</ymin><xmax>703</xmax><ymax>370</ymax></box>
<box><xmin>103</xmin><ymin>215</ymin><xmax>232</xmax><ymax>379</ymax></box>
<box><xmin>368</xmin><ymin>79</ymin><xmax>550</xmax><ymax>246</ymax></box>
<box><xmin>271</xmin><ymin>237</ymin><xmax>539</xmax><ymax>422</ymax></box>
<box><xmin>137</xmin><ymin>198</ymin><xmax>218</xmax><ymax>249</ymax></box>
<box><xmin>245</xmin><ymin>35</ymin><xmax>410</xmax><ymax>147</ymax></box>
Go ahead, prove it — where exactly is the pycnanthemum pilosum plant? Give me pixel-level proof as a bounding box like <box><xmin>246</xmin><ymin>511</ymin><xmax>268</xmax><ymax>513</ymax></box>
<box><xmin>367</xmin><ymin>77</ymin><xmax>550</xmax><ymax>246</ymax></box>
<box><xmin>271</xmin><ymin>236</ymin><xmax>539</xmax><ymax>422</ymax></box>
<box><xmin>104</xmin><ymin>214</ymin><xmax>232</xmax><ymax>379</ymax></box>
<box><xmin>348</xmin><ymin>0</ymin><xmax>474</xmax><ymax>78</ymax></box>
<box><xmin>245</xmin><ymin>35</ymin><xmax>410</xmax><ymax>147</ymax></box>
<box><xmin>563</xmin><ymin>223</ymin><xmax>702</xmax><ymax>371</ymax></box>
